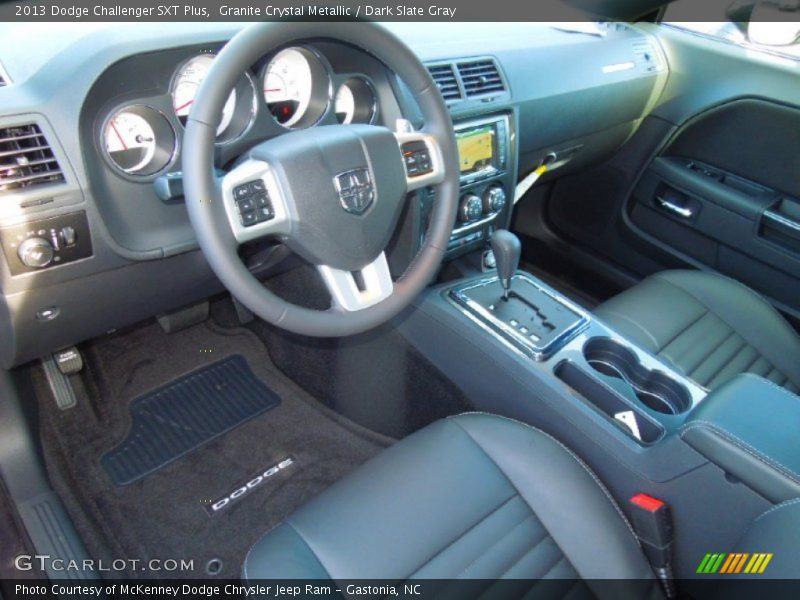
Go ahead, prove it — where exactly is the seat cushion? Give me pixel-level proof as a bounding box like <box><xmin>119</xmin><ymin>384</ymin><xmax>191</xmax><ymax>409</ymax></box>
<box><xmin>595</xmin><ymin>270</ymin><xmax>800</xmax><ymax>393</ymax></box>
<box><xmin>244</xmin><ymin>413</ymin><xmax>660</xmax><ymax>592</ymax></box>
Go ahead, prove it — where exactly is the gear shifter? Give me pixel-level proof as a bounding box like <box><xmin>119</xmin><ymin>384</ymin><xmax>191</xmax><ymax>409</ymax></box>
<box><xmin>490</xmin><ymin>230</ymin><xmax>521</xmax><ymax>301</ymax></box>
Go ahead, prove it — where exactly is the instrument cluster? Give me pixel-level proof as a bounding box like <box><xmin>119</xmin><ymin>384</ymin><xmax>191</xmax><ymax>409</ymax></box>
<box><xmin>101</xmin><ymin>45</ymin><xmax>380</xmax><ymax>177</ymax></box>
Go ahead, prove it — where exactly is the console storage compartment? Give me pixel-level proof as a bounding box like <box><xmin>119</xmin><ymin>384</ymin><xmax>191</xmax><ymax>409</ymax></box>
<box><xmin>680</xmin><ymin>374</ymin><xmax>800</xmax><ymax>503</ymax></box>
<box><xmin>555</xmin><ymin>360</ymin><xmax>665</xmax><ymax>444</ymax></box>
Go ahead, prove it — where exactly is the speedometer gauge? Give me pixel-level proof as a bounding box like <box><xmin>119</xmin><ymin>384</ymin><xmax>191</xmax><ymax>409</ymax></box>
<box><xmin>103</xmin><ymin>106</ymin><xmax>175</xmax><ymax>176</ymax></box>
<box><xmin>263</xmin><ymin>47</ymin><xmax>330</xmax><ymax>128</ymax></box>
<box><xmin>171</xmin><ymin>54</ymin><xmax>256</xmax><ymax>143</ymax></box>
<box><xmin>335</xmin><ymin>77</ymin><xmax>377</xmax><ymax>124</ymax></box>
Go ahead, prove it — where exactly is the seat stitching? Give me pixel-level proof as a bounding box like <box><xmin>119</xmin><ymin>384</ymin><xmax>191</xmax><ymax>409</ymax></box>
<box><xmin>752</xmin><ymin>497</ymin><xmax>800</xmax><ymax>524</ymax></box>
<box><xmin>456</xmin><ymin>514</ymin><xmax>542</xmax><ymax>578</ymax></box>
<box><xmin>654</xmin><ymin>271</ymin><xmax>799</xmax><ymax>388</ymax></box>
<box><xmin>449</xmin><ymin>413</ymin><xmax>640</xmax><ymax>543</ymax></box>
<box><xmin>596</xmin><ymin>309</ymin><xmax>661</xmax><ymax>350</ymax></box>
<box><xmin>407</xmin><ymin>493</ymin><xmax>519</xmax><ymax>578</ymax></box>
<box><xmin>492</xmin><ymin>533</ymin><xmax>559</xmax><ymax>580</ymax></box>
<box><xmin>692</xmin><ymin>330</ymin><xmax>742</xmax><ymax>385</ymax></box>
<box><xmin>686</xmin><ymin>325</ymin><xmax>735</xmax><ymax>379</ymax></box>
<box><xmin>680</xmin><ymin>421</ymin><xmax>800</xmax><ymax>484</ymax></box>
<box><xmin>658</xmin><ymin>309</ymin><xmax>708</xmax><ymax>354</ymax></box>
<box><xmin>706</xmin><ymin>338</ymin><xmax>751</xmax><ymax>388</ymax></box>
<box><xmin>740</xmin><ymin>346</ymin><xmax>763</xmax><ymax>374</ymax></box>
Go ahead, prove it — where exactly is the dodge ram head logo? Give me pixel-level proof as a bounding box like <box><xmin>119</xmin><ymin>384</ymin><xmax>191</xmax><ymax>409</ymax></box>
<box><xmin>334</xmin><ymin>167</ymin><xmax>374</xmax><ymax>215</ymax></box>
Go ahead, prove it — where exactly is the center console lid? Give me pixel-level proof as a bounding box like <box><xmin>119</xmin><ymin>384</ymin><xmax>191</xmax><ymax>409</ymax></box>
<box><xmin>680</xmin><ymin>374</ymin><xmax>800</xmax><ymax>503</ymax></box>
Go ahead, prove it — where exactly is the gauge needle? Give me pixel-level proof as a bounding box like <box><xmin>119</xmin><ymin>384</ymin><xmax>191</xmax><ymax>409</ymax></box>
<box><xmin>110</xmin><ymin>121</ymin><xmax>127</xmax><ymax>151</ymax></box>
<box><xmin>264</xmin><ymin>89</ymin><xmax>282</xmax><ymax>93</ymax></box>
<box><xmin>174</xmin><ymin>99</ymin><xmax>194</xmax><ymax>112</ymax></box>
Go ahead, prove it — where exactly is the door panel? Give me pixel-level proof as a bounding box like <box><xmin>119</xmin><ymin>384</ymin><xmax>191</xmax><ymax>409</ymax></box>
<box><xmin>535</xmin><ymin>23</ymin><xmax>800</xmax><ymax>317</ymax></box>
<box><xmin>630</xmin><ymin>99</ymin><xmax>800</xmax><ymax>311</ymax></box>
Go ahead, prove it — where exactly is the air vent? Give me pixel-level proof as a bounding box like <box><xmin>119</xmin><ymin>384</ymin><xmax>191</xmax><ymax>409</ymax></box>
<box><xmin>457</xmin><ymin>59</ymin><xmax>506</xmax><ymax>98</ymax></box>
<box><xmin>597</xmin><ymin>21</ymin><xmax>632</xmax><ymax>34</ymax></box>
<box><xmin>0</xmin><ymin>124</ymin><xmax>65</xmax><ymax>193</ymax></box>
<box><xmin>427</xmin><ymin>63</ymin><xmax>462</xmax><ymax>101</ymax></box>
<box><xmin>632</xmin><ymin>40</ymin><xmax>663</xmax><ymax>73</ymax></box>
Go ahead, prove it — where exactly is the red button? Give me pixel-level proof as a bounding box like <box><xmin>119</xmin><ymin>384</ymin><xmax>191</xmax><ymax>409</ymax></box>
<box><xmin>630</xmin><ymin>493</ymin><xmax>665</xmax><ymax>513</ymax></box>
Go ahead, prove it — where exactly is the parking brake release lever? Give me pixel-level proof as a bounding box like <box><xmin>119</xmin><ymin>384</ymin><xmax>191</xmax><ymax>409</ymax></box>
<box><xmin>490</xmin><ymin>230</ymin><xmax>521</xmax><ymax>301</ymax></box>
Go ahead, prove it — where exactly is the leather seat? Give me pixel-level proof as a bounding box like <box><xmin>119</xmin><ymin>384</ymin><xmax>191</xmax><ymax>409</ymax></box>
<box><xmin>244</xmin><ymin>413</ymin><xmax>661</xmax><ymax>592</ymax></box>
<box><xmin>595</xmin><ymin>270</ymin><xmax>800</xmax><ymax>393</ymax></box>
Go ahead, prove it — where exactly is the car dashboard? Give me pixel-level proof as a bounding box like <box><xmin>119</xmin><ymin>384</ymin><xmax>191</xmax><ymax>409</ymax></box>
<box><xmin>0</xmin><ymin>21</ymin><xmax>668</xmax><ymax>367</ymax></box>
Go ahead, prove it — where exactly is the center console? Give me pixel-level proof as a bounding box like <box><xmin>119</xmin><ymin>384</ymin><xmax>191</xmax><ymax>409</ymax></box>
<box><xmin>449</xmin><ymin>273</ymin><xmax>707</xmax><ymax>445</ymax></box>
<box><xmin>417</xmin><ymin>113</ymin><xmax>516</xmax><ymax>257</ymax></box>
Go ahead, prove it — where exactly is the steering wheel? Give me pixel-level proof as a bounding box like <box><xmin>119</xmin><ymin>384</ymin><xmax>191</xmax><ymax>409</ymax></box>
<box><xmin>183</xmin><ymin>22</ymin><xmax>459</xmax><ymax>337</ymax></box>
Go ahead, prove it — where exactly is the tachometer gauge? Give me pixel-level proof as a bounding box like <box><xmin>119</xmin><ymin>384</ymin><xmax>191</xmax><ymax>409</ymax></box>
<box><xmin>103</xmin><ymin>106</ymin><xmax>175</xmax><ymax>176</ymax></box>
<box><xmin>334</xmin><ymin>77</ymin><xmax>377</xmax><ymax>124</ymax></box>
<box><xmin>171</xmin><ymin>54</ymin><xmax>256</xmax><ymax>143</ymax></box>
<box><xmin>263</xmin><ymin>47</ymin><xmax>330</xmax><ymax>128</ymax></box>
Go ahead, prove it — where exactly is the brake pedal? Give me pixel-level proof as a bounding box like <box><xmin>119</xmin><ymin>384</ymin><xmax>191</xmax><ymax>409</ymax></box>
<box><xmin>42</xmin><ymin>347</ymin><xmax>82</xmax><ymax>410</ymax></box>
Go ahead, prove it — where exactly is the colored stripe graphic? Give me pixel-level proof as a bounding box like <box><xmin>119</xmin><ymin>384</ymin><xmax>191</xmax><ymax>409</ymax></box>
<box><xmin>699</xmin><ymin>553</ymin><xmax>774</xmax><ymax>574</ymax></box>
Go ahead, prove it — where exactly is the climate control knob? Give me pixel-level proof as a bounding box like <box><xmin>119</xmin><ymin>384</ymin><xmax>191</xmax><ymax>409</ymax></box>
<box><xmin>459</xmin><ymin>194</ymin><xmax>483</xmax><ymax>223</ymax></box>
<box><xmin>483</xmin><ymin>185</ymin><xmax>507</xmax><ymax>214</ymax></box>
<box><xmin>18</xmin><ymin>237</ymin><xmax>54</xmax><ymax>269</ymax></box>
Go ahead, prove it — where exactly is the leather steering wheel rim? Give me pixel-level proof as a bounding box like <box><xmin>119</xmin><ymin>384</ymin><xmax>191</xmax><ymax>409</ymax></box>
<box><xmin>183</xmin><ymin>22</ymin><xmax>459</xmax><ymax>337</ymax></box>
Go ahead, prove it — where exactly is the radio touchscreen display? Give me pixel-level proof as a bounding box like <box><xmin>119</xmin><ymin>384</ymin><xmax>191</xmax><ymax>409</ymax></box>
<box><xmin>457</xmin><ymin>125</ymin><xmax>495</xmax><ymax>177</ymax></box>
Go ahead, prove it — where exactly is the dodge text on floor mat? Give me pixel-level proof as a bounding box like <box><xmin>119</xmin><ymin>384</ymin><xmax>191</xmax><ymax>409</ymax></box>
<box><xmin>205</xmin><ymin>457</ymin><xmax>295</xmax><ymax>515</ymax></box>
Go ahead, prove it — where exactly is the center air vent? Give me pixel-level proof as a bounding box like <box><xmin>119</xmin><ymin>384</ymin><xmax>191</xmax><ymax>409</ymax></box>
<box><xmin>427</xmin><ymin>63</ymin><xmax>462</xmax><ymax>101</ymax></box>
<box><xmin>457</xmin><ymin>59</ymin><xmax>506</xmax><ymax>97</ymax></box>
<box><xmin>632</xmin><ymin>40</ymin><xmax>663</xmax><ymax>73</ymax></box>
<box><xmin>0</xmin><ymin>124</ymin><xmax>65</xmax><ymax>193</ymax></box>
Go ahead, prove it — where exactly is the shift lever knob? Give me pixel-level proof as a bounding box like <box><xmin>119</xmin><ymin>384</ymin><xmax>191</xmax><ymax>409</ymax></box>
<box><xmin>490</xmin><ymin>230</ymin><xmax>521</xmax><ymax>300</ymax></box>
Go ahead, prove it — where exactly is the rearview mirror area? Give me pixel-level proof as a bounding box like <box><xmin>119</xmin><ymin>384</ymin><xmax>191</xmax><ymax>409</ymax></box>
<box><xmin>747</xmin><ymin>1</ymin><xmax>800</xmax><ymax>46</ymax></box>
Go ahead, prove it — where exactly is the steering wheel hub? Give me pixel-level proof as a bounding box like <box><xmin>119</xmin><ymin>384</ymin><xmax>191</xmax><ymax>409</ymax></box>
<box><xmin>245</xmin><ymin>124</ymin><xmax>408</xmax><ymax>272</ymax></box>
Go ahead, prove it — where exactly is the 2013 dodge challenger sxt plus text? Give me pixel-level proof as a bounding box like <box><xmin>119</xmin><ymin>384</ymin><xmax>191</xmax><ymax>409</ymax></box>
<box><xmin>1</xmin><ymin>1</ymin><xmax>800</xmax><ymax>598</ymax></box>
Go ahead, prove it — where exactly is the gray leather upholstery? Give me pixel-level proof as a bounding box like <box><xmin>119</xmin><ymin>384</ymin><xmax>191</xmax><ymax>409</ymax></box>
<box><xmin>729</xmin><ymin>499</ymin><xmax>800</xmax><ymax>579</ymax></box>
<box><xmin>681</xmin><ymin>374</ymin><xmax>800</xmax><ymax>503</ymax></box>
<box><xmin>244</xmin><ymin>414</ymin><xmax>660</xmax><ymax>593</ymax></box>
<box><xmin>713</xmin><ymin>500</ymin><xmax>800</xmax><ymax>600</ymax></box>
<box><xmin>595</xmin><ymin>270</ymin><xmax>800</xmax><ymax>393</ymax></box>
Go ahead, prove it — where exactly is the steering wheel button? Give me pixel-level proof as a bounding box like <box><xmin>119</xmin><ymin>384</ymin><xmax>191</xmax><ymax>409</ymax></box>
<box><xmin>255</xmin><ymin>207</ymin><xmax>274</xmax><ymax>222</ymax></box>
<box><xmin>237</xmin><ymin>197</ymin><xmax>256</xmax><ymax>212</ymax></box>
<box><xmin>240</xmin><ymin>210</ymin><xmax>258</xmax><ymax>227</ymax></box>
<box><xmin>233</xmin><ymin>185</ymin><xmax>252</xmax><ymax>201</ymax></box>
<box><xmin>249</xmin><ymin>180</ymin><xmax>267</xmax><ymax>194</ymax></box>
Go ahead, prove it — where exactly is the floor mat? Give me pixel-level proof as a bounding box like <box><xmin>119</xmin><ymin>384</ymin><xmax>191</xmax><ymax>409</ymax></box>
<box><xmin>35</xmin><ymin>320</ymin><xmax>391</xmax><ymax>579</ymax></box>
<box><xmin>102</xmin><ymin>355</ymin><xmax>281</xmax><ymax>486</ymax></box>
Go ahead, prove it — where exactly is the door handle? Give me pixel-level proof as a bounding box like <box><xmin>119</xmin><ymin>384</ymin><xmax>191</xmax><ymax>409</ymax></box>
<box><xmin>655</xmin><ymin>196</ymin><xmax>694</xmax><ymax>219</ymax></box>
<box><xmin>763</xmin><ymin>210</ymin><xmax>800</xmax><ymax>241</ymax></box>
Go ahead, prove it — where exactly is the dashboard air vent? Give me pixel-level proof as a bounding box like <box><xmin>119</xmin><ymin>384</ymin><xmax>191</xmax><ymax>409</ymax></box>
<box><xmin>457</xmin><ymin>59</ymin><xmax>506</xmax><ymax>97</ymax></box>
<box><xmin>0</xmin><ymin>124</ymin><xmax>65</xmax><ymax>193</ymax></box>
<box><xmin>632</xmin><ymin>40</ymin><xmax>663</xmax><ymax>73</ymax></box>
<box><xmin>427</xmin><ymin>63</ymin><xmax>462</xmax><ymax>101</ymax></box>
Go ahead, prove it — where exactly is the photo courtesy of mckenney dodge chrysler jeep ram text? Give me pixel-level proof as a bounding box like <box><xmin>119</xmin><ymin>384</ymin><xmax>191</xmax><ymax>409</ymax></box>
<box><xmin>1</xmin><ymin>0</ymin><xmax>800</xmax><ymax>598</ymax></box>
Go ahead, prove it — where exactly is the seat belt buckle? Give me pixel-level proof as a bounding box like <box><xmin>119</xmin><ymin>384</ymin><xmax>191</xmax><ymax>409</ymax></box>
<box><xmin>630</xmin><ymin>493</ymin><xmax>675</xmax><ymax>597</ymax></box>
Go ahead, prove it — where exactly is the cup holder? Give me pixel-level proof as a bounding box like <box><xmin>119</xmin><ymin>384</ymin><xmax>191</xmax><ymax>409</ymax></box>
<box><xmin>583</xmin><ymin>338</ymin><xmax>691</xmax><ymax>415</ymax></box>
